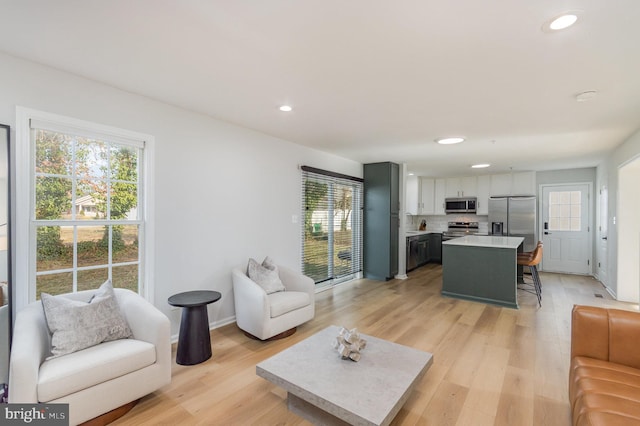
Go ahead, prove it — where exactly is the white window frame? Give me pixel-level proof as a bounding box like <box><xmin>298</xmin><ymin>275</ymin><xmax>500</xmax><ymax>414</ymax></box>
<box><xmin>15</xmin><ymin>107</ymin><xmax>155</xmax><ymax>310</ymax></box>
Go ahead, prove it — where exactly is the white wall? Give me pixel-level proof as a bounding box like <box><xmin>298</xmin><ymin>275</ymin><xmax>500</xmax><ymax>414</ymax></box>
<box><xmin>535</xmin><ymin>167</ymin><xmax>596</xmax><ymax>186</ymax></box>
<box><xmin>0</xmin><ymin>52</ymin><xmax>362</xmax><ymax>335</ymax></box>
<box><xmin>617</xmin><ymin>159</ymin><xmax>640</xmax><ymax>302</ymax></box>
<box><xmin>598</xmin><ymin>128</ymin><xmax>640</xmax><ymax>300</ymax></box>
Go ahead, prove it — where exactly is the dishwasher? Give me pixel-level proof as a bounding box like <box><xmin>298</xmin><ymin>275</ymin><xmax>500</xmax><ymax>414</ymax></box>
<box><xmin>406</xmin><ymin>235</ymin><xmax>420</xmax><ymax>271</ymax></box>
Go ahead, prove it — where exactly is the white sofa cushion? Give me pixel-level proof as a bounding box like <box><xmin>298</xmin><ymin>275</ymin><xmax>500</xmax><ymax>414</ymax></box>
<box><xmin>38</xmin><ymin>338</ymin><xmax>156</xmax><ymax>402</ymax></box>
<box><xmin>268</xmin><ymin>291</ymin><xmax>310</xmax><ymax>318</ymax></box>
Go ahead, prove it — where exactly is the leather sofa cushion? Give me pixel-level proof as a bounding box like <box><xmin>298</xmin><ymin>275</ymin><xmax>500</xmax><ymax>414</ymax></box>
<box><xmin>570</xmin><ymin>356</ymin><xmax>640</xmax><ymax>425</ymax></box>
<box><xmin>608</xmin><ymin>309</ymin><xmax>640</xmax><ymax>370</ymax></box>
<box><xmin>571</xmin><ymin>306</ymin><xmax>610</xmax><ymax>361</ymax></box>
<box><xmin>570</xmin><ymin>357</ymin><xmax>640</xmax><ymax>403</ymax></box>
<box><xmin>575</xmin><ymin>411</ymin><xmax>640</xmax><ymax>426</ymax></box>
<box><xmin>575</xmin><ymin>394</ymin><xmax>640</xmax><ymax>425</ymax></box>
<box><xmin>38</xmin><ymin>338</ymin><xmax>156</xmax><ymax>402</ymax></box>
<box><xmin>268</xmin><ymin>291</ymin><xmax>310</xmax><ymax>318</ymax></box>
<box><xmin>571</xmin><ymin>306</ymin><xmax>640</xmax><ymax>369</ymax></box>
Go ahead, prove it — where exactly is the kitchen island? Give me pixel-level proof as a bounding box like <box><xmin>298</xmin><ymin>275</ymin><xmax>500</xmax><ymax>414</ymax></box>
<box><xmin>442</xmin><ymin>235</ymin><xmax>524</xmax><ymax>309</ymax></box>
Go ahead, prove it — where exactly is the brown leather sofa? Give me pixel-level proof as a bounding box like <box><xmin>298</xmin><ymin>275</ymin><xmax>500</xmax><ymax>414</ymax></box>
<box><xmin>570</xmin><ymin>305</ymin><xmax>640</xmax><ymax>425</ymax></box>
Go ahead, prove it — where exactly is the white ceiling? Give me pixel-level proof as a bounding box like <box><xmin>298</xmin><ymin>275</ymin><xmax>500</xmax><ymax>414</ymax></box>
<box><xmin>1</xmin><ymin>0</ymin><xmax>639</xmax><ymax>177</ymax></box>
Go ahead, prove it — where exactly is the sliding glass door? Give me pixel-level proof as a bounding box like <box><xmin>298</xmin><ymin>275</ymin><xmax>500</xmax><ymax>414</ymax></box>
<box><xmin>301</xmin><ymin>168</ymin><xmax>362</xmax><ymax>286</ymax></box>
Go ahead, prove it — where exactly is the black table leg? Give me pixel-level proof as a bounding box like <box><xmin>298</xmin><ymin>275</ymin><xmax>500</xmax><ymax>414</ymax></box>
<box><xmin>176</xmin><ymin>304</ymin><xmax>212</xmax><ymax>365</ymax></box>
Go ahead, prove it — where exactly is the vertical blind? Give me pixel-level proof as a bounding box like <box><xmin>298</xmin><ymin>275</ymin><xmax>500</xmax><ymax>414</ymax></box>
<box><xmin>301</xmin><ymin>166</ymin><xmax>363</xmax><ymax>284</ymax></box>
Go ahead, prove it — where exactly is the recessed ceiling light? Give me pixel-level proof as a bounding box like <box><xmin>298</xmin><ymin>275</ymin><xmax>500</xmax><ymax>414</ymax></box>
<box><xmin>408</xmin><ymin>173</ymin><xmax>415</xmax><ymax>176</ymax></box>
<box><xmin>550</xmin><ymin>14</ymin><xmax>578</xmax><ymax>30</ymax></box>
<box><xmin>279</xmin><ymin>105</ymin><xmax>292</xmax><ymax>112</ymax></box>
<box><xmin>435</xmin><ymin>137</ymin><xmax>465</xmax><ymax>145</ymax></box>
<box><xmin>471</xmin><ymin>164</ymin><xmax>491</xmax><ymax>169</ymax></box>
<box><xmin>575</xmin><ymin>90</ymin><xmax>597</xmax><ymax>102</ymax></box>
<box><xmin>542</xmin><ymin>11</ymin><xmax>583</xmax><ymax>33</ymax></box>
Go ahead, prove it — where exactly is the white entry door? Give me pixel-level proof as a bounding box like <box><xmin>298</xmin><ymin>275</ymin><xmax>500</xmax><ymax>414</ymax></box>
<box><xmin>541</xmin><ymin>184</ymin><xmax>591</xmax><ymax>274</ymax></box>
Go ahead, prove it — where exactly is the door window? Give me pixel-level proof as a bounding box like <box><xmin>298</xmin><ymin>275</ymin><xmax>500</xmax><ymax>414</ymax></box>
<box><xmin>548</xmin><ymin>191</ymin><xmax>581</xmax><ymax>231</ymax></box>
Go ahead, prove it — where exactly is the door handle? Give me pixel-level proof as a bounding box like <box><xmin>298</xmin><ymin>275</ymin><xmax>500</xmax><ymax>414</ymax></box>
<box><xmin>602</xmin><ymin>236</ymin><xmax>608</xmax><ymax>240</ymax></box>
<box><xmin>544</xmin><ymin>231</ymin><xmax>551</xmax><ymax>235</ymax></box>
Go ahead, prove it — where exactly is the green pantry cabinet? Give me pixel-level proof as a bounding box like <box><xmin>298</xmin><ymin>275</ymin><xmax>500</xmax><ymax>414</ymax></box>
<box><xmin>363</xmin><ymin>162</ymin><xmax>399</xmax><ymax>280</ymax></box>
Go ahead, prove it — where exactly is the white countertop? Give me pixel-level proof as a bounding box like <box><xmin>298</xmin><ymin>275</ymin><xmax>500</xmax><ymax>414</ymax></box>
<box><xmin>442</xmin><ymin>235</ymin><xmax>524</xmax><ymax>249</ymax></box>
<box><xmin>405</xmin><ymin>230</ymin><xmax>432</xmax><ymax>237</ymax></box>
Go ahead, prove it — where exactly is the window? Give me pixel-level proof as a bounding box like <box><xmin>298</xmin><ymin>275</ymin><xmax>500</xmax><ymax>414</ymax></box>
<box><xmin>548</xmin><ymin>190</ymin><xmax>581</xmax><ymax>231</ymax></box>
<box><xmin>301</xmin><ymin>166</ymin><xmax>363</xmax><ymax>286</ymax></box>
<box><xmin>16</xmin><ymin>108</ymin><xmax>154</xmax><ymax>306</ymax></box>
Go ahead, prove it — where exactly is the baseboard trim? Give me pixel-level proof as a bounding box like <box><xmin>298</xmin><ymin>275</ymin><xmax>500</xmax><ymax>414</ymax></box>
<box><xmin>603</xmin><ymin>285</ymin><xmax>617</xmax><ymax>300</ymax></box>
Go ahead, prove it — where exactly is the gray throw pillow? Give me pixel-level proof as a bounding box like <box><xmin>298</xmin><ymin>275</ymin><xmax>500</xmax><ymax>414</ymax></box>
<box><xmin>262</xmin><ymin>256</ymin><xmax>277</xmax><ymax>271</ymax></box>
<box><xmin>41</xmin><ymin>280</ymin><xmax>133</xmax><ymax>358</ymax></box>
<box><xmin>247</xmin><ymin>257</ymin><xmax>286</xmax><ymax>294</ymax></box>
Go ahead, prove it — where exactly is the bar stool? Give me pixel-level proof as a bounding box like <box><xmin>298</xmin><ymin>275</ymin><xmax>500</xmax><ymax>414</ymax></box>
<box><xmin>517</xmin><ymin>241</ymin><xmax>543</xmax><ymax>272</ymax></box>
<box><xmin>517</xmin><ymin>240</ymin><xmax>542</xmax><ymax>261</ymax></box>
<box><xmin>517</xmin><ymin>242</ymin><xmax>543</xmax><ymax>306</ymax></box>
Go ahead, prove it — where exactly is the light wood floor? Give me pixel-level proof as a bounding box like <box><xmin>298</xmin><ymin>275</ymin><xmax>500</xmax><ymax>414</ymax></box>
<box><xmin>113</xmin><ymin>265</ymin><xmax>636</xmax><ymax>426</ymax></box>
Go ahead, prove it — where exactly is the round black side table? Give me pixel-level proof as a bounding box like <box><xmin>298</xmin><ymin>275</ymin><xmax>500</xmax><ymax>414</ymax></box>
<box><xmin>168</xmin><ymin>290</ymin><xmax>222</xmax><ymax>365</ymax></box>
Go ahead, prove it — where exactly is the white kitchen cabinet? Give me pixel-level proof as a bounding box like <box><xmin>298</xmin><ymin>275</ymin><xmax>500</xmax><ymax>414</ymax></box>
<box><xmin>445</xmin><ymin>176</ymin><xmax>477</xmax><ymax>198</ymax></box>
<box><xmin>405</xmin><ymin>175</ymin><xmax>419</xmax><ymax>215</ymax></box>
<box><xmin>444</xmin><ymin>177</ymin><xmax>460</xmax><ymax>198</ymax></box>
<box><xmin>476</xmin><ymin>175</ymin><xmax>490</xmax><ymax>215</ymax></box>
<box><xmin>419</xmin><ymin>177</ymin><xmax>435</xmax><ymax>214</ymax></box>
<box><xmin>511</xmin><ymin>171</ymin><xmax>536</xmax><ymax>195</ymax></box>
<box><xmin>434</xmin><ymin>178</ymin><xmax>446</xmax><ymax>215</ymax></box>
<box><xmin>490</xmin><ymin>171</ymin><xmax>536</xmax><ymax>196</ymax></box>
<box><xmin>406</xmin><ymin>176</ymin><xmax>447</xmax><ymax>215</ymax></box>
<box><xmin>490</xmin><ymin>173</ymin><xmax>512</xmax><ymax>196</ymax></box>
<box><xmin>461</xmin><ymin>176</ymin><xmax>477</xmax><ymax>196</ymax></box>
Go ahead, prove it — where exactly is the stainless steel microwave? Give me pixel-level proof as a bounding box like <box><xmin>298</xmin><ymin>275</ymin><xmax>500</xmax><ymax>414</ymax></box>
<box><xmin>445</xmin><ymin>197</ymin><xmax>477</xmax><ymax>214</ymax></box>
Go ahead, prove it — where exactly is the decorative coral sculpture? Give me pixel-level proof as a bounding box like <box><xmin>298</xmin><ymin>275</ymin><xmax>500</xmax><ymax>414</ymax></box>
<box><xmin>332</xmin><ymin>327</ymin><xmax>367</xmax><ymax>362</ymax></box>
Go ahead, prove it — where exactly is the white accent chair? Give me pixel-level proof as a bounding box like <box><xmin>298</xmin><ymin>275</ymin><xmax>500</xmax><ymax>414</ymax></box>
<box><xmin>232</xmin><ymin>264</ymin><xmax>315</xmax><ymax>340</ymax></box>
<box><xmin>1</xmin><ymin>283</ymin><xmax>9</xmax><ymax>385</ymax></box>
<box><xmin>9</xmin><ymin>288</ymin><xmax>171</xmax><ymax>426</ymax></box>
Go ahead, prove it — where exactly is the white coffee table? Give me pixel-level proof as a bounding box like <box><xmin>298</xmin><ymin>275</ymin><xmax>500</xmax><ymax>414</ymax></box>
<box><xmin>256</xmin><ymin>325</ymin><xmax>433</xmax><ymax>426</ymax></box>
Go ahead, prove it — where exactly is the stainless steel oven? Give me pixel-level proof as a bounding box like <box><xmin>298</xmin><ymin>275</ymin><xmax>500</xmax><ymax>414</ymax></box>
<box><xmin>442</xmin><ymin>221</ymin><xmax>480</xmax><ymax>240</ymax></box>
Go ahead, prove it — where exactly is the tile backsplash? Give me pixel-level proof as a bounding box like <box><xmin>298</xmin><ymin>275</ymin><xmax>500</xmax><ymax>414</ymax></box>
<box><xmin>404</xmin><ymin>214</ymin><xmax>489</xmax><ymax>234</ymax></box>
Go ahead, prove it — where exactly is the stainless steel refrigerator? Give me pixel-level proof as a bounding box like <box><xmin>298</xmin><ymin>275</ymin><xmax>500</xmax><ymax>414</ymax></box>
<box><xmin>488</xmin><ymin>196</ymin><xmax>537</xmax><ymax>252</ymax></box>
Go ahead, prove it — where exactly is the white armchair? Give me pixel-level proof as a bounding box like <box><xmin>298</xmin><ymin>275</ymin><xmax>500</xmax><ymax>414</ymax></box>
<box><xmin>9</xmin><ymin>288</ymin><xmax>171</xmax><ymax>425</ymax></box>
<box><xmin>232</xmin><ymin>263</ymin><xmax>315</xmax><ymax>340</ymax></box>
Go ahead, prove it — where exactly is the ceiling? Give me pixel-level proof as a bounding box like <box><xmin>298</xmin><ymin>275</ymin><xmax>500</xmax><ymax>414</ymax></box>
<box><xmin>1</xmin><ymin>0</ymin><xmax>639</xmax><ymax>177</ymax></box>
